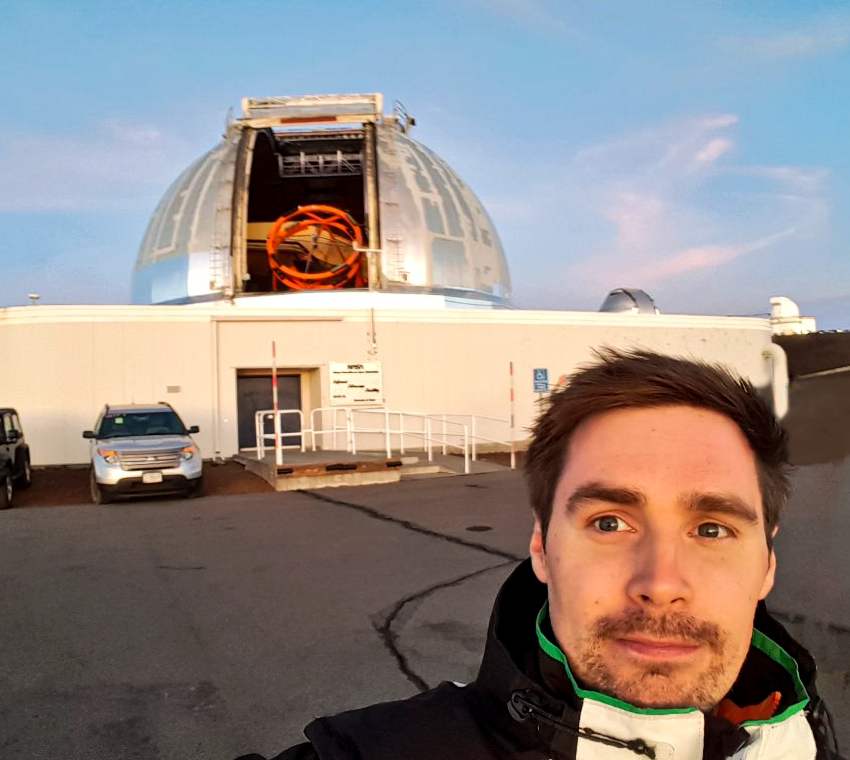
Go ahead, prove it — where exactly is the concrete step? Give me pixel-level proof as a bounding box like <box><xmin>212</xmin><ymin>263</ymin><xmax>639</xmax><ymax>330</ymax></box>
<box><xmin>235</xmin><ymin>451</ymin><xmax>419</xmax><ymax>490</ymax></box>
<box><xmin>398</xmin><ymin>464</ymin><xmax>443</xmax><ymax>474</ymax></box>
<box><xmin>274</xmin><ymin>469</ymin><xmax>401</xmax><ymax>491</ymax></box>
<box><xmin>416</xmin><ymin>454</ymin><xmax>515</xmax><ymax>476</ymax></box>
<box><xmin>399</xmin><ymin>464</ymin><xmax>447</xmax><ymax>480</ymax></box>
<box><xmin>233</xmin><ymin>450</ymin><xmax>516</xmax><ymax>488</ymax></box>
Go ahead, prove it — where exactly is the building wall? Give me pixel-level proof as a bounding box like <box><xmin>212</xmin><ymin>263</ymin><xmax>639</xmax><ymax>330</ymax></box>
<box><xmin>0</xmin><ymin>307</ymin><xmax>212</xmax><ymax>465</ymax></box>
<box><xmin>0</xmin><ymin>304</ymin><xmax>780</xmax><ymax>466</ymax></box>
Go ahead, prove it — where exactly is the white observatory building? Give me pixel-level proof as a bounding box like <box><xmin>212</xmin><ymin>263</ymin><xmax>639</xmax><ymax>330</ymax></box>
<box><xmin>0</xmin><ymin>94</ymin><xmax>789</xmax><ymax>467</ymax></box>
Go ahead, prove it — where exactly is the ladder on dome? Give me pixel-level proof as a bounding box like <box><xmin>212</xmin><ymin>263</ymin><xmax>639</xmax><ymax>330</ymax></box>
<box><xmin>377</xmin><ymin>120</ymin><xmax>408</xmax><ymax>282</ymax></box>
<box><xmin>207</xmin><ymin>137</ymin><xmax>239</xmax><ymax>293</ymax></box>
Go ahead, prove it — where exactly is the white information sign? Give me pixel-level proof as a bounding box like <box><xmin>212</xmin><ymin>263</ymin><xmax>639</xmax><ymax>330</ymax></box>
<box><xmin>329</xmin><ymin>362</ymin><xmax>383</xmax><ymax>406</ymax></box>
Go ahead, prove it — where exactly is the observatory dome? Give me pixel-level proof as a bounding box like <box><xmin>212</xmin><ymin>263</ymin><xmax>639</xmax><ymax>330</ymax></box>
<box><xmin>132</xmin><ymin>94</ymin><xmax>512</xmax><ymax>306</ymax></box>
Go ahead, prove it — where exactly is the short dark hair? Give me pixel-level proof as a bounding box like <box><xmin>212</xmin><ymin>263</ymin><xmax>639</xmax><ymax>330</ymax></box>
<box><xmin>524</xmin><ymin>349</ymin><xmax>790</xmax><ymax>549</ymax></box>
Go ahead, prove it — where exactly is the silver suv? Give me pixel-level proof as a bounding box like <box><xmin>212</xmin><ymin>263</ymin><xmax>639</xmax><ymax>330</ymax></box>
<box><xmin>83</xmin><ymin>403</ymin><xmax>203</xmax><ymax>504</ymax></box>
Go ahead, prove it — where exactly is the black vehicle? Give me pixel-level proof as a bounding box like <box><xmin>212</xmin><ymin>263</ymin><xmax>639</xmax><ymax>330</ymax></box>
<box><xmin>0</xmin><ymin>408</ymin><xmax>32</xmax><ymax>508</ymax></box>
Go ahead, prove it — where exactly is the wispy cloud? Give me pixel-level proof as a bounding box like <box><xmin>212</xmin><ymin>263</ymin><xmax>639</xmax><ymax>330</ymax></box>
<box><xmin>561</xmin><ymin>113</ymin><xmax>829</xmax><ymax>291</ymax></box>
<box><xmin>723</xmin><ymin>23</ymin><xmax>849</xmax><ymax>60</ymax></box>
<box><xmin>629</xmin><ymin>227</ymin><xmax>798</xmax><ymax>284</ymax></box>
<box><xmin>0</xmin><ymin>120</ymin><xmax>201</xmax><ymax>212</ymax></box>
<box><xmin>603</xmin><ymin>191</ymin><xmax>666</xmax><ymax>252</ymax></box>
<box><xmin>727</xmin><ymin>165</ymin><xmax>829</xmax><ymax>194</ymax></box>
<box><xmin>577</xmin><ymin>113</ymin><xmax>740</xmax><ymax>182</ymax></box>
<box><xmin>103</xmin><ymin>119</ymin><xmax>167</xmax><ymax>147</ymax></box>
<box><xmin>694</xmin><ymin>138</ymin><xmax>732</xmax><ymax>165</ymax></box>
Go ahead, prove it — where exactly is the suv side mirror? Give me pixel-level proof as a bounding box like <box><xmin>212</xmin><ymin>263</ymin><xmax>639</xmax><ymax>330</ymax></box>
<box><xmin>82</xmin><ymin>430</ymin><xmax>96</xmax><ymax>439</ymax></box>
<box><xmin>187</xmin><ymin>425</ymin><xmax>200</xmax><ymax>434</ymax></box>
<box><xmin>6</xmin><ymin>430</ymin><xmax>20</xmax><ymax>442</ymax></box>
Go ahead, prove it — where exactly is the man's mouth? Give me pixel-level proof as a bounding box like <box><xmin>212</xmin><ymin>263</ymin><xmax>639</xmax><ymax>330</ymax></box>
<box><xmin>614</xmin><ymin>636</ymin><xmax>702</xmax><ymax>659</ymax></box>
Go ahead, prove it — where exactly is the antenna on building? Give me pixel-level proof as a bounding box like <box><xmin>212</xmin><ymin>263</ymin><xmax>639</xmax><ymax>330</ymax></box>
<box><xmin>393</xmin><ymin>100</ymin><xmax>415</xmax><ymax>133</ymax></box>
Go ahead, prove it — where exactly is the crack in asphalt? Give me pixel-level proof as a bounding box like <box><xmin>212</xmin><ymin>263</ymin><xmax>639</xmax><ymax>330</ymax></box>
<box><xmin>299</xmin><ymin>489</ymin><xmax>523</xmax><ymax>692</ymax></box>
<box><xmin>299</xmin><ymin>489</ymin><xmax>523</xmax><ymax>562</ymax></box>
<box><xmin>373</xmin><ymin>561</ymin><xmax>518</xmax><ymax>692</ymax></box>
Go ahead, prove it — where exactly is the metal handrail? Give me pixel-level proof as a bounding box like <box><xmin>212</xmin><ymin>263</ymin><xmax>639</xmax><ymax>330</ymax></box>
<box><xmin>254</xmin><ymin>409</ymin><xmax>306</xmax><ymax>458</ymax></box>
<box><xmin>401</xmin><ymin>411</ymin><xmax>513</xmax><ymax>466</ymax></box>
<box><xmin>309</xmin><ymin>406</ymin><xmax>356</xmax><ymax>451</ymax></box>
<box><xmin>349</xmin><ymin>409</ymin><xmax>472</xmax><ymax>473</ymax></box>
<box><xmin>254</xmin><ymin>406</ymin><xmax>516</xmax><ymax>471</ymax></box>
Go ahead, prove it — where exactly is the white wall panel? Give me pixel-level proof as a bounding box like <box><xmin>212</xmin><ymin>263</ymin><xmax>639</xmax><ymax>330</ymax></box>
<box><xmin>0</xmin><ymin>305</ymin><xmax>778</xmax><ymax>465</ymax></box>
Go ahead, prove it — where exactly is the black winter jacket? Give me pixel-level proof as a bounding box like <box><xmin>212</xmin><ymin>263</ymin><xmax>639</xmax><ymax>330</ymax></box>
<box><xmin>237</xmin><ymin>560</ymin><xmax>843</xmax><ymax>760</ymax></box>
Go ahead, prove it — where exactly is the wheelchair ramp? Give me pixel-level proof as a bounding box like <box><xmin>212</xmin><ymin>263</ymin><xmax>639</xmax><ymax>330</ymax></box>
<box><xmin>233</xmin><ymin>451</ymin><xmax>438</xmax><ymax>491</ymax></box>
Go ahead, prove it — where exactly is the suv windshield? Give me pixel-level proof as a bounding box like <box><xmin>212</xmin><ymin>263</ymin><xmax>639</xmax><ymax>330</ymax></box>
<box><xmin>97</xmin><ymin>411</ymin><xmax>187</xmax><ymax>438</ymax></box>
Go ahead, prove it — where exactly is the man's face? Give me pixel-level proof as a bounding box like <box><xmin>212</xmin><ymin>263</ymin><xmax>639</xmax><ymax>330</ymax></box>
<box><xmin>529</xmin><ymin>405</ymin><xmax>776</xmax><ymax>710</ymax></box>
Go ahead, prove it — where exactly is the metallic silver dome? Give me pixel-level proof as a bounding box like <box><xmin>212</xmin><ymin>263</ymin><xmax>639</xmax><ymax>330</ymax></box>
<box><xmin>132</xmin><ymin>94</ymin><xmax>511</xmax><ymax>306</ymax></box>
<box><xmin>599</xmin><ymin>288</ymin><xmax>659</xmax><ymax>315</ymax></box>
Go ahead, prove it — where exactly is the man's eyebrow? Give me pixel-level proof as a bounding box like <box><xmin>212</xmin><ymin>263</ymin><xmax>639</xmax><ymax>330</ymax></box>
<box><xmin>566</xmin><ymin>483</ymin><xmax>646</xmax><ymax>513</ymax></box>
<box><xmin>682</xmin><ymin>492</ymin><xmax>760</xmax><ymax>525</ymax></box>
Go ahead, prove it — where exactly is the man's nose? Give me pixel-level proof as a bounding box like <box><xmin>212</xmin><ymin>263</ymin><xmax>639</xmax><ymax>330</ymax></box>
<box><xmin>625</xmin><ymin>532</ymin><xmax>692</xmax><ymax>607</ymax></box>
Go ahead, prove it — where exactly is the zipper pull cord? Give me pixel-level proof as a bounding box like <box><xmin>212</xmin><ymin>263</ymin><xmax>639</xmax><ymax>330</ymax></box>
<box><xmin>508</xmin><ymin>691</ymin><xmax>657</xmax><ymax>758</ymax></box>
<box><xmin>808</xmin><ymin>694</ymin><xmax>842</xmax><ymax>759</ymax></box>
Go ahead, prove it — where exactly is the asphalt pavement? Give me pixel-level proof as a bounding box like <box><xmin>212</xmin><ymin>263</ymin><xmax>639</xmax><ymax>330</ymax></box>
<box><xmin>0</xmin><ymin>465</ymin><xmax>847</xmax><ymax>759</ymax></box>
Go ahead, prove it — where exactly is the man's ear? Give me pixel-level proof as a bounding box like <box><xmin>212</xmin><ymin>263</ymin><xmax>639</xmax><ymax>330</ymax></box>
<box><xmin>759</xmin><ymin>532</ymin><xmax>777</xmax><ymax>600</ymax></box>
<box><xmin>529</xmin><ymin>518</ymin><xmax>549</xmax><ymax>585</ymax></box>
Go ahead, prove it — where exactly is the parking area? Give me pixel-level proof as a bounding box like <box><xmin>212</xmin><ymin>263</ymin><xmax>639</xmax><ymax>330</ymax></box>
<box><xmin>1</xmin><ymin>465</ymin><xmax>848</xmax><ymax>759</ymax></box>
<box><xmin>9</xmin><ymin>460</ymin><xmax>273</xmax><ymax>508</ymax></box>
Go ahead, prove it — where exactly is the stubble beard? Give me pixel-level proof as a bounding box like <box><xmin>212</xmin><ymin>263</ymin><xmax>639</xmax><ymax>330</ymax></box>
<box><xmin>572</xmin><ymin>609</ymin><xmax>734</xmax><ymax>711</ymax></box>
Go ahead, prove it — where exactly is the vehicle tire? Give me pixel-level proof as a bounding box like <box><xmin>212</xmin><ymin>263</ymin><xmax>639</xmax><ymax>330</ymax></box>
<box><xmin>186</xmin><ymin>476</ymin><xmax>205</xmax><ymax>499</ymax></box>
<box><xmin>18</xmin><ymin>455</ymin><xmax>32</xmax><ymax>489</ymax></box>
<box><xmin>0</xmin><ymin>473</ymin><xmax>13</xmax><ymax>509</ymax></box>
<box><xmin>90</xmin><ymin>471</ymin><xmax>110</xmax><ymax>505</ymax></box>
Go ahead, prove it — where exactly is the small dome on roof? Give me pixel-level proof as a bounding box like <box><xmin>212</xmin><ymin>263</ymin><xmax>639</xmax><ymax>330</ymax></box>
<box><xmin>599</xmin><ymin>288</ymin><xmax>659</xmax><ymax>315</ymax></box>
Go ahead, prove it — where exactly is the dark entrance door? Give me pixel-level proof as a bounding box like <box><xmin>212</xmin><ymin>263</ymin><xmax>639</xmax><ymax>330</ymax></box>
<box><xmin>237</xmin><ymin>374</ymin><xmax>302</xmax><ymax>450</ymax></box>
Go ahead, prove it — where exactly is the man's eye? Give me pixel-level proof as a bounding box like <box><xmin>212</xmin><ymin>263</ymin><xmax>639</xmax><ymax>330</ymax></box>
<box><xmin>593</xmin><ymin>515</ymin><xmax>630</xmax><ymax>532</ymax></box>
<box><xmin>696</xmin><ymin>522</ymin><xmax>731</xmax><ymax>539</ymax></box>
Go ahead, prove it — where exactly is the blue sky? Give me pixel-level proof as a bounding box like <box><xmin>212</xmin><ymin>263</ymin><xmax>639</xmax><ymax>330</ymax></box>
<box><xmin>1</xmin><ymin>0</ymin><xmax>849</xmax><ymax>327</ymax></box>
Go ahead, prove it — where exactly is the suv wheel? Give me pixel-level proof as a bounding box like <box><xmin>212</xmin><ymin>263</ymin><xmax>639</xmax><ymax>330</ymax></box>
<box><xmin>0</xmin><ymin>473</ymin><xmax>12</xmax><ymax>509</ymax></box>
<box><xmin>90</xmin><ymin>471</ymin><xmax>111</xmax><ymax>505</ymax></box>
<box><xmin>18</xmin><ymin>456</ymin><xmax>32</xmax><ymax>489</ymax></box>
<box><xmin>186</xmin><ymin>476</ymin><xmax>205</xmax><ymax>499</ymax></box>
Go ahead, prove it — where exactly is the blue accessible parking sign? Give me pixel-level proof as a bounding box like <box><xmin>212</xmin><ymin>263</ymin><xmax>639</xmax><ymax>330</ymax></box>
<box><xmin>533</xmin><ymin>368</ymin><xmax>549</xmax><ymax>392</ymax></box>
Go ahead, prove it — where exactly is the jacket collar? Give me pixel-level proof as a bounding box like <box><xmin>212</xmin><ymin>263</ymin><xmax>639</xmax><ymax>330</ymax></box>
<box><xmin>534</xmin><ymin>601</ymin><xmax>811</xmax><ymax>725</ymax></box>
<box><xmin>474</xmin><ymin>559</ymin><xmax>819</xmax><ymax>758</ymax></box>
